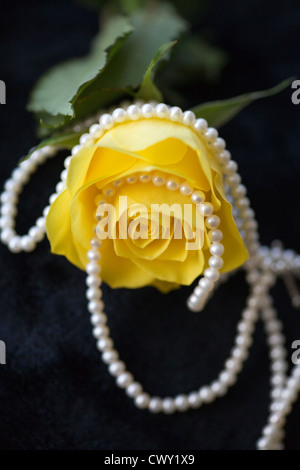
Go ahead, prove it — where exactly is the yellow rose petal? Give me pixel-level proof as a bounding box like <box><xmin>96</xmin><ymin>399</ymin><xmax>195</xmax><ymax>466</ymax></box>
<box><xmin>46</xmin><ymin>190</ymin><xmax>84</xmax><ymax>269</ymax></box>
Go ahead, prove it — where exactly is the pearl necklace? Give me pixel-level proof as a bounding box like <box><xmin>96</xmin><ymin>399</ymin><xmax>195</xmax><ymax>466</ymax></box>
<box><xmin>0</xmin><ymin>101</ymin><xmax>299</xmax><ymax>450</ymax></box>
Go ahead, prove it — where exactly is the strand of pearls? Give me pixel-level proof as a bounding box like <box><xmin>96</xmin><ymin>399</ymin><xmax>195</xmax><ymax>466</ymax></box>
<box><xmin>0</xmin><ymin>146</ymin><xmax>58</xmax><ymax>252</ymax></box>
<box><xmin>253</xmin><ymin>247</ymin><xmax>300</xmax><ymax>450</ymax></box>
<box><xmin>86</xmin><ymin>233</ymin><xmax>263</xmax><ymax>414</ymax></box>
<box><xmin>96</xmin><ymin>169</ymin><xmax>225</xmax><ymax>313</ymax></box>
<box><xmin>1</xmin><ymin>101</ymin><xmax>299</xmax><ymax>448</ymax></box>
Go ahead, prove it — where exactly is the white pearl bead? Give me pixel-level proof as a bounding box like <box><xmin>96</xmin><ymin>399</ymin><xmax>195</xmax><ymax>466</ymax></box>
<box><xmin>257</xmin><ymin>437</ymin><xmax>269</xmax><ymax>450</ymax></box>
<box><xmin>188</xmin><ymin>392</ymin><xmax>202</xmax><ymax>408</ymax></box>
<box><xmin>262</xmin><ymin>424</ymin><xmax>276</xmax><ymax>436</ymax></box>
<box><xmin>269</xmin><ymin>413</ymin><xmax>285</xmax><ymax>426</ymax></box>
<box><xmin>208</xmin><ymin>229</ymin><xmax>223</xmax><ymax>242</ymax></box>
<box><xmin>92</xmin><ymin>325</ymin><xmax>109</xmax><ymax>339</ymax></box>
<box><xmin>211</xmin><ymin>381</ymin><xmax>228</xmax><ymax>397</ymax></box>
<box><xmin>175</xmin><ymin>394</ymin><xmax>189</xmax><ymax>412</ymax></box>
<box><xmin>152</xmin><ymin>175</ymin><xmax>165</xmax><ymax>187</ymax></box>
<box><xmin>0</xmin><ymin>216</ymin><xmax>14</xmax><ymax>229</ymax></box>
<box><xmin>205</xmin><ymin>128</ymin><xmax>218</xmax><ymax>142</ymax></box>
<box><xmin>236</xmin><ymin>197</ymin><xmax>250</xmax><ymax>210</ymax></box>
<box><xmin>179</xmin><ymin>182</ymin><xmax>193</xmax><ymax>196</ymax></box>
<box><xmin>60</xmin><ymin>169</ymin><xmax>68</xmax><ymax>182</ymax></box>
<box><xmin>268</xmin><ymin>334</ymin><xmax>285</xmax><ymax>347</ymax></box>
<box><xmin>139</xmin><ymin>174</ymin><xmax>151</xmax><ymax>183</ymax></box>
<box><xmin>126</xmin><ymin>176</ymin><xmax>137</xmax><ymax>184</ymax></box>
<box><xmin>71</xmin><ymin>145</ymin><xmax>81</xmax><ymax>156</ymax></box>
<box><xmin>166</xmin><ymin>178</ymin><xmax>179</xmax><ymax>191</ymax></box>
<box><xmin>141</xmin><ymin>103</ymin><xmax>154</xmax><ymax>118</ymax></box>
<box><xmin>162</xmin><ymin>397</ymin><xmax>176</xmax><ymax>414</ymax></box>
<box><xmin>232</xmin><ymin>184</ymin><xmax>247</xmax><ymax>198</ymax></box>
<box><xmin>116</xmin><ymin>372</ymin><xmax>134</xmax><ymax>389</ymax></box>
<box><xmin>226</xmin><ymin>174</ymin><xmax>241</xmax><ymax>187</ymax></box>
<box><xmin>183</xmin><ymin>110</ymin><xmax>196</xmax><ymax>126</ymax></box>
<box><xmin>0</xmin><ymin>228</ymin><xmax>15</xmax><ymax>244</ymax></box>
<box><xmin>135</xmin><ymin>393</ymin><xmax>150</xmax><ymax>409</ymax></box>
<box><xmin>209</xmin><ymin>256</ymin><xmax>224</xmax><ymax>269</ymax></box>
<box><xmin>235</xmin><ymin>334</ymin><xmax>251</xmax><ymax>348</ymax></box>
<box><xmin>224</xmin><ymin>160</ymin><xmax>238</xmax><ymax>175</ymax></box>
<box><xmin>127</xmin><ymin>104</ymin><xmax>141</xmax><ymax>120</ymax></box>
<box><xmin>270</xmin><ymin>347</ymin><xmax>285</xmax><ymax>360</ymax></box>
<box><xmin>155</xmin><ymin>103</ymin><xmax>169</xmax><ymax>118</ymax></box>
<box><xmin>0</xmin><ymin>192</ymin><xmax>17</xmax><ymax>204</ymax></box>
<box><xmin>231</xmin><ymin>347</ymin><xmax>248</xmax><ymax>361</ymax></box>
<box><xmin>219</xmin><ymin>370</ymin><xmax>236</xmax><ymax>386</ymax></box>
<box><xmin>89</xmin><ymin>124</ymin><xmax>103</xmax><ymax>138</ymax></box>
<box><xmin>49</xmin><ymin>193</ymin><xmax>58</xmax><ymax>204</ymax></box>
<box><xmin>86</xmin><ymin>275</ymin><xmax>101</xmax><ymax>287</ymax></box>
<box><xmin>243</xmin><ymin>307</ymin><xmax>258</xmax><ymax>321</ymax></box>
<box><xmin>30</xmin><ymin>150</ymin><xmax>43</xmax><ymax>163</ymax></box>
<box><xmin>149</xmin><ymin>397</ymin><xmax>163</xmax><ymax>413</ymax></box>
<box><xmin>109</xmin><ymin>361</ymin><xmax>126</xmax><ymax>377</ymax></box>
<box><xmin>237</xmin><ymin>321</ymin><xmax>252</xmax><ymax>335</ymax></box>
<box><xmin>191</xmin><ymin>190</ymin><xmax>205</xmax><ymax>204</ymax></box>
<box><xmin>20</xmin><ymin>235</ymin><xmax>36</xmax><ymax>252</ymax></box>
<box><xmin>12</xmin><ymin>167</ymin><xmax>28</xmax><ymax>184</ymax></box>
<box><xmin>204</xmin><ymin>268</ymin><xmax>220</xmax><ymax>282</ymax></box>
<box><xmin>86</xmin><ymin>261</ymin><xmax>101</xmax><ymax>275</ymax></box>
<box><xmin>209</xmin><ymin>242</ymin><xmax>224</xmax><ymax>256</ymax></box>
<box><xmin>4</xmin><ymin>179</ymin><xmax>18</xmax><ymax>192</ymax></box>
<box><xmin>8</xmin><ymin>236</ymin><xmax>22</xmax><ymax>253</ymax></box>
<box><xmin>213</xmin><ymin>137</ymin><xmax>226</xmax><ymax>151</ymax></box>
<box><xmin>205</xmin><ymin>215</ymin><xmax>220</xmax><ymax>229</ymax></box>
<box><xmin>56</xmin><ymin>181</ymin><xmax>65</xmax><ymax>194</ymax></box>
<box><xmin>87</xmin><ymin>248</ymin><xmax>101</xmax><ymax>261</ymax></box>
<box><xmin>187</xmin><ymin>294</ymin><xmax>204</xmax><ymax>312</ymax></box>
<box><xmin>100</xmin><ymin>113</ymin><xmax>113</xmax><ymax>129</ymax></box>
<box><xmin>271</xmin><ymin>361</ymin><xmax>287</xmax><ymax>374</ymax></box>
<box><xmin>90</xmin><ymin>312</ymin><xmax>107</xmax><ymax>326</ymax></box>
<box><xmin>193</xmin><ymin>286</ymin><xmax>207</xmax><ymax>298</ymax></box>
<box><xmin>244</xmin><ymin>220</ymin><xmax>258</xmax><ymax>231</ymax></box>
<box><xmin>102</xmin><ymin>187</ymin><xmax>114</xmax><ymax>197</ymax></box>
<box><xmin>87</xmin><ymin>299</ymin><xmax>104</xmax><ymax>314</ymax></box>
<box><xmin>112</xmin><ymin>108</ymin><xmax>127</xmax><ymax>123</ymax></box>
<box><xmin>20</xmin><ymin>160</ymin><xmax>35</xmax><ymax>173</ymax></box>
<box><xmin>169</xmin><ymin>106</ymin><xmax>183</xmax><ymax>122</ymax></box>
<box><xmin>198</xmin><ymin>202</ymin><xmax>214</xmax><ymax>217</ymax></box>
<box><xmin>198</xmin><ymin>277</ymin><xmax>214</xmax><ymax>292</ymax></box>
<box><xmin>199</xmin><ymin>386</ymin><xmax>215</xmax><ymax>403</ymax></box>
<box><xmin>79</xmin><ymin>133</ymin><xmax>92</xmax><ymax>146</ymax></box>
<box><xmin>43</xmin><ymin>205</ymin><xmax>51</xmax><ymax>218</ymax></box>
<box><xmin>126</xmin><ymin>382</ymin><xmax>143</xmax><ymax>398</ymax></box>
<box><xmin>241</xmin><ymin>208</ymin><xmax>255</xmax><ymax>220</ymax></box>
<box><xmin>194</xmin><ymin>118</ymin><xmax>207</xmax><ymax>133</ymax></box>
<box><xmin>113</xmin><ymin>179</ymin><xmax>123</xmax><ymax>187</ymax></box>
<box><xmin>86</xmin><ymin>287</ymin><xmax>101</xmax><ymax>301</ymax></box>
<box><xmin>28</xmin><ymin>226</ymin><xmax>44</xmax><ymax>242</ymax></box>
<box><xmin>1</xmin><ymin>203</ymin><xmax>17</xmax><ymax>217</ymax></box>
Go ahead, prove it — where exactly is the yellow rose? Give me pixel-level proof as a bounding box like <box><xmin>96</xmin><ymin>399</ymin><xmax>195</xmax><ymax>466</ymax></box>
<box><xmin>46</xmin><ymin>113</ymin><xmax>248</xmax><ymax>292</ymax></box>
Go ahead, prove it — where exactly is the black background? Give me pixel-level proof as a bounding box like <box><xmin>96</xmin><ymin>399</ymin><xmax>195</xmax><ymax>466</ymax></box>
<box><xmin>0</xmin><ymin>0</ymin><xmax>299</xmax><ymax>450</ymax></box>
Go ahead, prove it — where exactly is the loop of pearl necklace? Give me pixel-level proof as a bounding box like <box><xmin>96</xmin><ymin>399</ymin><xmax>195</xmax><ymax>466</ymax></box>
<box><xmin>0</xmin><ymin>101</ymin><xmax>299</xmax><ymax>449</ymax></box>
<box><xmin>86</xmin><ymin>234</ymin><xmax>264</xmax><ymax>414</ymax></box>
<box><xmin>96</xmin><ymin>170</ymin><xmax>225</xmax><ymax>312</ymax></box>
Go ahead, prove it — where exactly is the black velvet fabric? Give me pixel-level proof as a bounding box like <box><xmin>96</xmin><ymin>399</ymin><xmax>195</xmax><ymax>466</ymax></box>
<box><xmin>0</xmin><ymin>0</ymin><xmax>299</xmax><ymax>450</ymax></box>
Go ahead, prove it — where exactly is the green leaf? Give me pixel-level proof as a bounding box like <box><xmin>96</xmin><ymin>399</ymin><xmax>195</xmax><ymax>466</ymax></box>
<box><xmin>192</xmin><ymin>79</ymin><xmax>292</xmax><ymax>128</ymax></box>
<box><xmin>21</xmin><ymin>130</ymin><xmax>84</xmax><ymax>161</ymax></box>
<box><xmin>136</xmin><ymin>41</ymin><xmax>177</xmax><ymax>102</ymax></box>
<box><xmin>28</xmin><ymin>2</ymin><xmax>187</xmax><ymax>135</ymax></box>
<box><xmin>71</xmin><ymin>2</ymin><xmax>188</xmax><ymax>117</ymax></box>
<box><xmin>27</xmin><ymin>15</ymin><xmax>134</xmax><ymax>123</ymax></box>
